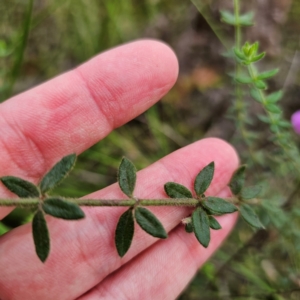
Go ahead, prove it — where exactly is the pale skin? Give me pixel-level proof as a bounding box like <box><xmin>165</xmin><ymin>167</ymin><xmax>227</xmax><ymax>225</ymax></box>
<box><xmin>0</xmin><ymin>40</ymin><xmax>239</xmax><ymax>299</ymax></box>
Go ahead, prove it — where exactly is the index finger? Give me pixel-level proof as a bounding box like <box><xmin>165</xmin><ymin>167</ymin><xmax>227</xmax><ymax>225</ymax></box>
<box><xmin>0</xmin><ymin>40</ymin><xmax>179</xmax><ymax>218</ymax></box>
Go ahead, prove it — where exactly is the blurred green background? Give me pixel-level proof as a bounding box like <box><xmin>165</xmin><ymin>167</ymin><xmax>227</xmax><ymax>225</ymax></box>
<box><xmin>2</xmin><ymin>0</ymin><xmax>300</xmax><ymax>299</ymax></box>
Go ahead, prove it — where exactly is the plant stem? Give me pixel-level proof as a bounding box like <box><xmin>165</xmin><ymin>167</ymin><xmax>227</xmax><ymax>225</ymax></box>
<box><xmin>233</xmin><ymin>0</ymin><xmax>256</xmax><ymax>160</ymax></box>
<box><xmin>0</xmin><ymin>198</ymin><xmax>199</xmax><ymax>208</ymax></box>
<box><xmin>0</xmin><ymin>197</ymin><xmax>240</xmax><ymax>208</ymax></box>
<box><xmin>234</xmin><ymin>0</ymin><xmax>241</xmax><ymax>49</ymax></box>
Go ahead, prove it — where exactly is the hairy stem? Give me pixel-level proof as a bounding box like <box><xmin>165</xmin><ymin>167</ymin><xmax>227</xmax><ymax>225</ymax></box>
<box><xmin>0</xmin><ymin>197</ymin><xmax>241</xmax><ymax>208</ymax></box>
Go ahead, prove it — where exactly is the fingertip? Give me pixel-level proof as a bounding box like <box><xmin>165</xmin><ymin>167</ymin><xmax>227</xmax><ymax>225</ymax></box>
<box><xmin>78</xmin><ymin>39</ymin><xmax>179</xmax><ymax>98</ymax></box>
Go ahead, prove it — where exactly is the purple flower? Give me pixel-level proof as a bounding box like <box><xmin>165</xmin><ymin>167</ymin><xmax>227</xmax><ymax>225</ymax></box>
<box><xmin>291</xmin><ymin>110</ymin><xmax>300</xmax><ymax>134</ymax></box>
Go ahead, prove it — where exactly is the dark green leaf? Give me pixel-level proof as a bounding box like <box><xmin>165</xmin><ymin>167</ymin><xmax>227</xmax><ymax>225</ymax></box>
<box><xmin>257</xmin><ymin>69</ymin><xmax>279</xmax><ymax>80</ymax></box>
<box><xmin>240</xmin><ymin>186</ymin><xmax>262</xmax><ymax>200</ymax></box>
<box><xmin>250</xmin><ymin>52</ymin><xmax>266</xmax><ymax>63</ymax></box>
<box><xmin>240</xmin><ymin>204</ymin><xmax>264</xmax><ymax>229</ymax></box>
<box><xmin>194</xmin><ymin>162</ymin><xmax>215</xmax><ymax>196</ymax></box>
<box><xmin>192</xmin><ymin>207</ymin><xmax>210</xmax><ymax>248</ymax></box>
<box><xmin>229</xmin><ymin>165</ymin><xmax>246</xmax><ymax>195</ymax></box>
<box><xmin>250</xmin><ymin>88</ymin><xmax>263</xmax><ymax>103</ymax></box>
<box><xmin>42</xmin><ymin>198</ymin><xmax>85</xmax><ymax>220</ymax></box>
<box><xmin>0</xmin><ymin>176</ymin><xmax>40</xmax><ymax>198</ymax></box>
<box><xmin>32</xmin><ymin>210</ymin><xmax>50</xmax><ymax>263</ymax></box>
<box><xmin>118</xmin><ymin>157</ymin><xmax>136</xmax><ymax>197</ymax></box>
<box><xmin>266</xmin><ymin>90</ymin><xmax>283</xmax><ymax>103</ymax></box>
<box><xmin>209</xmin><ymin>216</ymin><xmax>222</xmax><ymax>230</ymax></box>
<box><xmin>203</xmin><ymin>197</ymin><xmax>238</xmax><ymax>215</ymax></box>
<box><xmin>135</xmin><ymin>207</ymin><xmax>167</xmax><ymax>239</ymax></box>
<box><xmin>235</xmin><ymin>76</ymin><xmax>252</xmax><ymax>84</ymax></box>
<box><xmin>164</xmin><ymin>182</ymin><xmax>192</xmax><ymax>198</ymax></box>
<box><xmin>185</xmin><ymin>222</ymin><xmax>194</xmax><ymax>233</ymax></box>
<box><xmin>254</xmin><ymin>80</ymin><xmax>267</xmax><ymax>90</ymax></box>
<box><xmin>115</xmin><ymin>208</ymin><xmax>134</xmax><ymax>257</ymax></box>
<box><xmin>266</xmin><ymin>104</ymin><xmax>281</xmax><ymax>114</ymax></box>
<box><xmin>40</xmin><ymin>154</ymin><xmax>76</xmax><ymax>194</ymax></box>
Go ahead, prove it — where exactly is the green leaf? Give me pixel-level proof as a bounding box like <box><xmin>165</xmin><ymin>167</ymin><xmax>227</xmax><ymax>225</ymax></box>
<box><xmin>32</xmin><ymin>210</ymin><xmax>50</xmax><ymax>263</ymax></box>
<box><xmin>257</xmin><ymin>69</ymin><xmax>279</xmax><ymax>80</ymax></box>
<box><xmin>270</xmin><ymin>124</ymin><xmax>279</xmax><ymax>133</ymax></box>
<box><xmin>0</xmin><ymin>176</ymin><xmax>40</xmax><ymax>198</ymax></box>
<box><xmin>250</xmin><ymin>52</ymin><xmax>266</xmax><ymax>63</ymax></box>
<box><xmin>203</xmin><ymin>197</ymin><xmax>238</xmax><ymax>215</ymax></box>
<box><xmin>208</xmin><ymin>216</ymin><xmax>222</xmax><ymax>230</ymax></box>
<box><xmin>266</xmin><ymin>90</ymin><xmax>283</xmax><ymax>103</ymax></box>
<box><xmin>40</xmin><ymin>154</ymin><xmax>76</xmax><ymax>194</ymax></box>
<box><xmin>220</xmin><ymin>10</ymin><xmax>236</xmax><ymax>25</ymax></box>
<box><xmin>248</xmin><ymin>42</ymin><xmax>259</xmax><ymax>56</ymax></box>
<box><xmin>118</xmin><ymin>157</ymin><xmax>136</xmax><ymax>198</ymax></box>
<box><xmin>164</xmin><ymin>182</ymin><xmax>192</xmax><ymax>198</ymax></box>
<box><xmin>185</xmin><ymin>222</ymin><xmax>194</xmax><ymax>233</ymax></box>
<box><xmin>42</xmin><ymin>198</ymin><xmax>85</xmax><ymax>220</ymax></box>
<box><xmin>239</xmin><ymin>11</ymin><xmax>254</xmax><ymax>26</ymax></box>
<box><xmin>233</xmin><ymin>47</ymin><xmax>246</xmax><ymax>60</ymax></box>
<box><xmin>254</xmin><ymin>80</ymin><xmax>267</xmax><ymax>90</ymax></box>
<box><xmin>251</xmin><ymin>41</ymin><xmax>259</xmax><ymax>53</ymax></box>
<box><xmin>229</xmin><ymin>165</ymin><xmax>246</xmax><ymax>195</ymax></box>
<box><xmin>115</xmin><ymin>208</ymin><xmax>135</xmax><ymax>257</ymax></box>
<box><xmin>266</xmin><ymin>104</ymin><xmax>281</xmax><ymax>114</ymax></box>
<box><xmin>240</xmin><ymin>204</ymin><xmax>264</xmax><ymax>229</ymax></box>
<box><xmin>240</xmin><ymin>186</ymin><xmax>262</xmax><ymax>200</ymax></box>
<box><xmin>192</xmin><ymin>207</ymin><xmax>210</xmax><ymax>248</ymax></box>
<box><xmin>278</xmin><ymin>120</ymin><xmax>291</xmax><ymax>128</ymax></box>
<box><xmin>250</xmin><ymin>88</ymin><xmax>263</xmax><ymax>103</ymax></box>
<box><xmin>194</xmin><ymin>162</ymin><xmax>215</xmax><ymax>196</ymax></box>
<box><xmin>135</xmin><ymin>207</ymin><xmax>167</xmax><ymax>239</ymax></box>
<box><xmin>235</xmin><ymin>76</ymin><xmax>252</xmax><ymax>84</ymax></box>
<box><xmin>257</xmin><ymin>114</ymin><xmax>270</xmax><ymax>124</ymax></box>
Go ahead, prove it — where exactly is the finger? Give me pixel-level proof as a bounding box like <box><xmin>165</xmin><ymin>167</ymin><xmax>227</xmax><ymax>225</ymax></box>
<box><xmin>0</xmin><ymin>39</ymin><xmax>178</xmax><ymax>218</ymax></box>
<box><xmin>0</xmin><ymin>138</ymin><xmax>239</xmax><ymax>300</ymax></box>
<box><xmin>78</xmin><ymin>210</ymin><xmax>238</xmax><ymax>300</ymax></box>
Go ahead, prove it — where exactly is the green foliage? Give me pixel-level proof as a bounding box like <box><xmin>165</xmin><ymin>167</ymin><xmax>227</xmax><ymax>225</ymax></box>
<box><xmin>164</xmin><ymin>182</ymin><xmax>193</xmax><ymax>198</ymax></box>
<box><xmin>185</xmin><ymin>222</ymin><xmax>194</xmax><ymax>233</ymax></box>
<box><xmin>2</xmin><ymin>1</ymin><xmax>292</xmax><ymax>296</ymax></box>
<box><xmin>192</xmin><ymin>207</ymin><xmax>210</xmax><ymax>248</ymax></box>
<box><xmin>234</xmin><ymin>42</ymin><xmax>265</xmax><ymax>65</ymax></box>
<box><xmin>194</xmin><ymin>162</ymin><xmax>214</xmax><ymax>196</ymax></box>
<box><xmin>203</xmin><ymin>197</ymin><xmax>237</xmax><ymax>215</ymax></box>
<box><xmin>118</xmin><ymin>157</ymin><xmax>136</xmax><ymax>198</ymax></box>
<box><xmin>32</xmin><ymin>209</ymin><xmax>50</xmax><ymax>263</ymax></box>
<box><xmin>42</xmin><ymin>198</ymin><xmax>85</xmax><ymax>220</ymax></box>
<box><xmin>240</xmin><ymin>204</ymin><xmax>264</xmax><ymax>229</ymax></box>
<box><xmin>0</xmin><ymin>176</ymin><xmax>40</xmax><ymax>198</ymax></box>
<box><xmin>40</xmin><ymin>154</ymin><xmax>77</xmax><ymax>194</ymax></box>
<box><xmin>115</xmin><ymin>208</ymin><xmax>134</xmax><ymax>257</ymax></box>
<box><xmin>208</xmin><ymin>216</ymin><xmax>222</xmax><ymax>230</ymax></box>
<box><xmin>220</xmin><ymin>10</ymin><xmax>254</xmax><ymax>26</ymax></box>
<box><xmin>135</xmin><ymin>207</ymin><xmax>167</xmax><ymax>239</ymax></box>
<box><xmin>229</xmin><ymin>165</ymin><xmax>246</xmax><ymax>195</ymax></box>
<box><xmin>240</xmin><ymin>185</ymin><xmax>261</xmax><ymax>200</ymax></box>
<box><xmin>256</xmin><ymin>69</ymin><xmax>279</xmax><ymax>80</ymax></box>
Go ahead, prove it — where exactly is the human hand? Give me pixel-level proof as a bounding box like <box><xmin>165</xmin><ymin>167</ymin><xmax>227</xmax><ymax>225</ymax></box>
<box><xmin>0</xmin><ymin>40</ymin><xmax>238</xmax><ymax>300</ymax></box>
